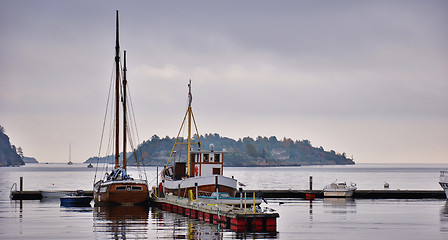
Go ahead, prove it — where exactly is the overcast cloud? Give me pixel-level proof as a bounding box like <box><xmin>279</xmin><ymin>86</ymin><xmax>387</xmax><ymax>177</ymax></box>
<box><xmin>1</xmin><ymin>0</ymin><xmax>447</xmax><ymax>164</ymax></box>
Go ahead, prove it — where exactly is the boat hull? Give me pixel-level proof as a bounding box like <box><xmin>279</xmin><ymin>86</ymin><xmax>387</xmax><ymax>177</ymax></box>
<box><xmin>94</xmin><ymin>180</ymin><xmax>149</xmax><ymax>206</ymax></box>
<box><xmin>323</xmin><ymin>182</ymin><xmax>357</xmax><ymax>198</ymax></box>
<box><xmin>442</xmin><ymin>187</ymin><xmax>448</xmax><ymax>199</ymax></box>
<box><xmin>440</xmin><ymin>171</ymin><xmax>448</xmax><ymax>199</ymax></box>
<box><xmin>60</xmin><ymin>196</ymin><xmax>93</xmax><ymax>207</ymax></box>
<box><xmin>323</xmin><ymin>190</ymin><xmax>355</xmax><ymax>198</ymax></box>
<box><xmin>162</xmin><ymin>175</ymin><xmax>237</xmax><ymax>198</ymax></box>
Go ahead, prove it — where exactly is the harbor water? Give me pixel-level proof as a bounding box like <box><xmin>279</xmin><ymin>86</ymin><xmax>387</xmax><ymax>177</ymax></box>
<box><xmin>1</xmin><ymin>163</ymin><xmax>447</xmax><ymax>239</ymax></box>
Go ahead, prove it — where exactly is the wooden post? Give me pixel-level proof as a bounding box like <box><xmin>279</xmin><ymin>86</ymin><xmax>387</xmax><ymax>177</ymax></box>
<box><xmin>20</xmin><ymin>177</ymin><xmax>23</xmax><ymax>192</ymax></box>
<box><xmin>156</xmin><ymin>167</ymin><xmax>159</xmax><ymax>197</ymax></box>
<box><xmin>253</xmin><ymin>192</ymin><xmax>256</xmax><ymax>214</ymax></box>
<box><xmin>309</xmin><ymin>176</ymin><xmax>313</xmax><ymax>191</ymax></box>
<box><xmin>195</xmin><ymin>182</ymin><xmax>198</xmax><ymax>198</ymax></box>
<box><xmin>239</xmin><ymin>188</ymin><xmax>243</xmax><ymax>208</ymax></box>
<box><xmin>215</xmin><ymin>175</ymin><xmax>218</xmax><ymax>192</ymax></box>
<box><xmin>244</xmin><ymin>192</ymin><xmax>247</xmax><ymax>214</ymax></box>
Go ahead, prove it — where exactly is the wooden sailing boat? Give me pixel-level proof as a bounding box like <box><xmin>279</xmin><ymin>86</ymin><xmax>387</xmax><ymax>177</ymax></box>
<box><xmin>93</xmin><ymin>11</ymin><xmax>149</xmax><ymax>206</ymax></box>
<box><xmin>160</xmin><ymin>81</ymin><xmax>237</xmax><ymax>198</ymax></box>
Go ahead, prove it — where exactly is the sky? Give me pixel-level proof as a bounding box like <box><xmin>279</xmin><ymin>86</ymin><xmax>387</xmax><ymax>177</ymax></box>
<box><xmin>1</xmin><ymin>0</ymin><xmax>447</xmax><ymax>164</ymax></box>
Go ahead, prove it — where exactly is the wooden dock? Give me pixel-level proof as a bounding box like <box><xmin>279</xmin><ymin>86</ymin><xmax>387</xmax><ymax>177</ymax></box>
<box><xmin>151</xmin><ymin>195</ymin><xmax>279</xmax><ymax>232</ymax></box>
<box><xmin>10</xmin><ymin>189</ymin><xmax>445</xmax><ymax>200</ymax></box>
<box><xmin>241</xmin><ymin>189</ymin><xmax>446</xmax><ymax>199</ymax></box>
<box><xmin>11</xmin><ymin>190</ymin><xmax>94</xmax><ymax>200</ymax></box>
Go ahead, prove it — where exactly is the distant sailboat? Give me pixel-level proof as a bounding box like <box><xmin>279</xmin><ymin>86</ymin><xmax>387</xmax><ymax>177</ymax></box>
<box><xmin>93</xmin><ymin>11</ymin><xmax>149</xmax><ymax>206</ymax></box>
<box><xmin>68</xmin><ymin>143</ymin><xmax>73</xmax><ymax>165</ymax></box>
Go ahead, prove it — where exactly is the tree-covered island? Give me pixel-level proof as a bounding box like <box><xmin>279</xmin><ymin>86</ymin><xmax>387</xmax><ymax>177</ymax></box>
<box><xmin>86</xmin><ymin>133</ymin><xmax>355</xmax><ymax>167</ymax></box>
<box><xmin>0</xmin><ymin>125</ymin><xmax>25</xmax><ymax>167</ymax></box>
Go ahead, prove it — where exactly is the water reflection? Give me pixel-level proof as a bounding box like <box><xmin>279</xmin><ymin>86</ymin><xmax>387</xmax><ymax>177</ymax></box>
<box><xmin>150</xmin><ymin>206</ymin><xmax>278</xmax><ymax>239</ymax></box>
<box><xmin>93</xmin><ymin>205</ymin><xmax>149</xmax><ymax>239</ymax></box>
<box><xmin>323</xmin><ymin>198</ymin><xmax>357</xmax><ymax>214</ymax></box>
<box><xmin>60</xmin><ymin>206</ymin><xmax>92</xmax><ymax>213</ymax></box>
<box><xmin>441</xmin><ymin>200</ymin><xmax>448</xmax><ymax>233</ymax></box>
<box><xmin>151</xmin><ymin>206</ymin><xmax>223</xmax><ymax>239</ymax></box>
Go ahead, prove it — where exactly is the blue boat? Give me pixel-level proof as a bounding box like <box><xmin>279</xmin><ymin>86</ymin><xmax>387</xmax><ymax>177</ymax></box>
<box><xmin>60</xmin><ymin>190</ymin><xmax>93</xmax><ymax>207</ymax></box>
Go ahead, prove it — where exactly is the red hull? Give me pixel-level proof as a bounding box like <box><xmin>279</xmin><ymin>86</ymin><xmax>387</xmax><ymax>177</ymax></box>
<box><xmin>94</xmin><ymin>181</ymin><xmax>149</xmax><ymax>206</ymax></box>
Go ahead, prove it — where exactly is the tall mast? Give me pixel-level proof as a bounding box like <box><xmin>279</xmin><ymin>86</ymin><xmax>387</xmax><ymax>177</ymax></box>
<box><xmin>122</xmin><ymin>50</ymin><xmax>127</xmax><ymax>170</ymax></box>
<box><xmin>187</xmin><ymin>80</ymin><xmax>192</xmax><ymax>177</ymax></box>
<box><xmin>114</xmin><ymin>10</ymin><xmax>120</xmax><ymax>169</ymax></box>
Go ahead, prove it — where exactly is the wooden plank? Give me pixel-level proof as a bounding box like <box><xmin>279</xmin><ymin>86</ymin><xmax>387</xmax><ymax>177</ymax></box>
<box><xmin>11</xmin><ymin>191</ymin><xmax>42</xmax><ymax>200</ymax></box>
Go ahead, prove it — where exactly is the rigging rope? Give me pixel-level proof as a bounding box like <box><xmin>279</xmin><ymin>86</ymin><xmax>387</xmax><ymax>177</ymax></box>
<box><xmin>94</xmin><ymin>61</ymin><xmax>116</xmax><ymax>184</ymax></box>
<box><xmin>126</xmin><ymin>83</ymin><xmax>148</xmax><ymax>181</ymax></box>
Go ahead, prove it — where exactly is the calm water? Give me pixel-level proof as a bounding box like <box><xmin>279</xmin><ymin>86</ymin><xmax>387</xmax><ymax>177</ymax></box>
<box><xmin>1</xmin><ymin>163</ymin><xmax>447</xmax><ymax>239</ymax></box>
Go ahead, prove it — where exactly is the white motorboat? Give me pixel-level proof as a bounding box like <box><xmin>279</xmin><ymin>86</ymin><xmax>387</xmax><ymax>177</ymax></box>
<box><xmin>323</xmin><ymin>182</ymin><xmax>357</xmax><ymax>198</ymax></box>
<box><xmin>439</xmin><ymin>170</ymin><xmax>448</xmax><ymax>199</ymax></box>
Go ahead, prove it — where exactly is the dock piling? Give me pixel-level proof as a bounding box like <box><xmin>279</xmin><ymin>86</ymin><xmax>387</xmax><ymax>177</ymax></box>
<box><xmin>309</xmin><ymin>176</ymin><xmax>313</xmax><ymax>191</ymax></box>
<box><xmin>195</xmin><ymin>183</ymin><xmax>198</xmax><ymax>198</ymax></box>
<box><xmin>244</xmin><ymin>192</ymin><xmax>247</xmax><ymax>214</ymax></box>
<box><xmin>20</xmin><ymin>177</ymin><xmax>23</xmax><ymax>192</ymax></box>
<box><xmin>253</xmin><ymin>192</ymin><xmax>256</xmax><ymax>214</ymax></box>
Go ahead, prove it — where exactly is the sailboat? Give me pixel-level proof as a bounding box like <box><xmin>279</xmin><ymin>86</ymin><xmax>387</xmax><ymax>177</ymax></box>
<box><xmin>160</xmin><ymin>81</ymin><xmax>238</xmax><ymax>198</ymax></box>
<box><xmin>93</xmin><ymin>11</ymin><xmax>149</xmax><ymax>206</ymax></box>
<box><xmin>67</xmin><ymin>143</ymin><xmax>73</xmax><ymax>165</ymax></box>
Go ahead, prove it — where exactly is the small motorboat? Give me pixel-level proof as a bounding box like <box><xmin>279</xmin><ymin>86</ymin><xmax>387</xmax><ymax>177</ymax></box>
<box><xmin>197</xmin><ymin>192</ymin><xmax>262</xmax><ymax>206</ymax></box>
<box><xmin>323</xmin><ymin>182</ymin><xmax>357</xmax><ymax>198</ymax></box>
<box><xmin>60</xmin><ymin>190</ymin><xmax>93</xmax><ymax>207</ymax></box>
<box><xmin>87</xmin><ymin>163</ymin><xmax>93</xmax><ymax>168</ymax></box>
<box><xmin>384</xmin><ymin>182</ymin><xmax>390</xmax><ymax>189</ymax></box>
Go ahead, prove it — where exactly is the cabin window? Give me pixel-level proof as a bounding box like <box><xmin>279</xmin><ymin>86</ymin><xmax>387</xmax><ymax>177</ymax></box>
<box><xmin>167</xmin><ymin>167</ymin><xmax>173</xmax><ymax>176</ymax></box>
<box><xmin>213</xmin><ymin>168</ymin><xmax>221</xmax><ymax>175</ymax></box>
<box><xmin>214</xmin><ymin>154</ymin><xmax>220</xmax><ymax>163</ymax></box>
<box><xmin>190</xmin><ymin>154</ymin><xmax>196</xmax><ymax>163</ymax></box>
<box><xmin>204</xmin><ymin>154</ymin><xmax>209</xmax><ymax>162</ymax></box>
<box><xmin>131</xmin><ymin>186</ymin><xmax>143</xmax><ymax>191</ymax></box>
<box><xmin>115</xmin><ymin>186</ymin><xmax>126</xmax><ymax>191</ymax></box>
